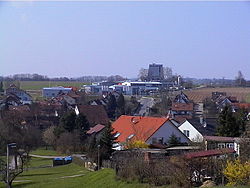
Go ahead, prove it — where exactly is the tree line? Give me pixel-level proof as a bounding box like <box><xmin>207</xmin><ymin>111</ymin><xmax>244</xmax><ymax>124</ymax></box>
<box><xmin>0</xmin><ymin>74</ymin><xmax>126</xmax><ymax>82</ymax></box>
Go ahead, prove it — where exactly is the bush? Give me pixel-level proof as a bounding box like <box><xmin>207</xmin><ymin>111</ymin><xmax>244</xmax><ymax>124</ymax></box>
<box><xmin>126</xmin><ymin>140</ymin><xmax>148</xmax><ymax>149</ymax></box>
<box><xmin>223</xmin><ymin>159</ymin><xmax>250</xmax><ymax>186</ymax></box>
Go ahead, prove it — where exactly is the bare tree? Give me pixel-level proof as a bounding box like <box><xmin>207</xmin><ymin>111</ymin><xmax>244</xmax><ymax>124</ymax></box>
<box><xmin>235</xmin><ymin>71</ymin><xmax>246</xmax><ymax>86</ymax></box>
<box><xmin>0</xmin><ymin>150</ymin><xmax>27</xmax><ymax>188</ymax></box>
<box><xmin>163</xmin><ymin>67</ymin><xmax>173</xmax><ymax>79</ymax></box>
<box><xmin>138</xmin><ymin>68</ymin><xmax>148</xmax><ymax>81</ymax></box>
<box><xmin>43</xmin><ymin>126</ymin><xmax>57</xmax><ymax>149</ymax></box>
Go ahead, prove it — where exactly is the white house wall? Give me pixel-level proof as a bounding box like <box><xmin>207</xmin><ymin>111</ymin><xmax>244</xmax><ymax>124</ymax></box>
<box><xmin>178</xmin><ymin>121</ymin><xmax>203</xmax><ymax>142</ymax></box>
<box><xmin>146</xmin><ymin>121</ymin><xmax>190</xmax><ymax>144</ymax></box>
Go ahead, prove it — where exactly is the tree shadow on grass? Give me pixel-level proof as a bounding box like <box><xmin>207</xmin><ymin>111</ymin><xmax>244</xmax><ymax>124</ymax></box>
<box><xmin>20</xmin><ymin>172</ymin><xmax>59</xmax><ymax>177</ymax></box>
<box><xmin>13</xmin><ymin>181</ymin><xmax>37</xmax><ymax>188</ymax></box>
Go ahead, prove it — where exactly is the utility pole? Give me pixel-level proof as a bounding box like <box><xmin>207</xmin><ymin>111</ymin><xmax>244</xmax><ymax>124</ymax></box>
<box><xmin>97</xmin><ymin>144</ymin><xmax>100</xmax><ymax>170</ymax></box>
<box><xmin>6</xmin><ymin>143</ymin><xmax>16</xmax><ymax>188</ymax></box>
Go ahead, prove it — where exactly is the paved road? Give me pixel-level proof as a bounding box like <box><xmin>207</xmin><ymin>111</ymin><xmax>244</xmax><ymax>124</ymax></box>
<box><xmin>136</xmin><ymin>97</ymin><xmax>155</xmax><ymax>116</ymax></box>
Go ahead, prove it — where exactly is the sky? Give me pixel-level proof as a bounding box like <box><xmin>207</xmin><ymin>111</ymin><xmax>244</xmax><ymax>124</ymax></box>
<box><xmin>1</xmin><ymin>1</ymin><xmax>250</xmax><ymax>79</ymax></box>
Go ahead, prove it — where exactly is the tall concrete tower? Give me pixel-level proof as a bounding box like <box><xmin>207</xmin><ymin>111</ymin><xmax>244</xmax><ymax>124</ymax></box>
<box><xmin>147</xmin><ymin>63</ymin><xmax>164</xmax><ymax>81</ymax></box>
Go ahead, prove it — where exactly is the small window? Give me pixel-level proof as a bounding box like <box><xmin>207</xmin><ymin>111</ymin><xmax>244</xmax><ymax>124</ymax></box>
<box><xmin>152</xmin><ymin>137</ymin><xmax>157</xmax><ymax>144</ymax></box>
<box><xmin>114</xmin><ymin>132</ymin><xmax>121</xmax><ymax>138</ymax></box>
<box><xmin>158</xmin><ymin>137</ymin><xmax>164</xmax><ymax>144</ymax></box>
<box><xmin>152</xmin><ymin>137</ymin><xmax>163</xmax><ymax>144</ymax></box>
<box><xmin>226</xmin><ymin>143</ymin><xmax>234</xmax><ymax>148</ymax></box>
<box><xmin>218</xmin><ymin>143</ymin><xmax>225</xmax><ymax>149</ymax></box>
<box><xmin>127</xmin><ymin>134</ymin><xmax>134</xmax><ymax>140</ymax></box>
<box><xmin>183</xmin><ymin>130</ymin><xmax>190</xmax><ymax>137</ymax></box>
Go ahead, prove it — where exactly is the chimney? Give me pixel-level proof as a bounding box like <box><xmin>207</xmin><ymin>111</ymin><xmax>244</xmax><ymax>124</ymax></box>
<box><xmin>199</xmin><ymin>116</ymin><xmax>203</xmax><ymax>124</ymax></box>
<box><xmin>203</xmin><ymin>121</ymin><xmax>207</xmax><ymax>128</ymax></box>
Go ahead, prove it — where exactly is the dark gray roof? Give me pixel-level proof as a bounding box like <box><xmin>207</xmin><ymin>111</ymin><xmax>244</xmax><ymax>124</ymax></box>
<box><xmin>187</xmin><ymin>118</ymin><xmax>218</xmax><ymax>136</ymax></box>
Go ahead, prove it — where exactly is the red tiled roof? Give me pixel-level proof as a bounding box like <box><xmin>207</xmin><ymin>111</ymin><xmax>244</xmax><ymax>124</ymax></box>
<box><xmin>204</xmin><ymin>136</ymin><xmax>235</xmax><ymax>142</ymax></box>
<box><xmin>77</xmin><ymin>105</ymin><xmax>109</xmax><ymax>126</ymax></box>
<box><xmin>87</xmin><ymin>124</ymin><xmax>105</xmax><ymax>134</ymax></box>
<box><xmin>112</xmin><ymin>115</ymin><xmax>169</xmax><ymax>143</ymax></box>
<box><xmin>185</xmin><ymin>148</ymin><xmax>235</xmax><ymax>159</ymax></box>
<box><xmin>232</xmin><ymin>103</ymin><xmax>250</xmax><ymax>109</ymax></box>
<box><xmin>172</xmin><ymin>103</ymin><xmax>194</xmax><ymax>111</ymax></box>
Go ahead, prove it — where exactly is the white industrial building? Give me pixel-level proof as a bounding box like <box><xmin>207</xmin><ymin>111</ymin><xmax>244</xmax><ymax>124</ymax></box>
<box><xmin>42</xmin><ymin>87</ymin><xmax>72</xmax><ymax>98</ymax></box>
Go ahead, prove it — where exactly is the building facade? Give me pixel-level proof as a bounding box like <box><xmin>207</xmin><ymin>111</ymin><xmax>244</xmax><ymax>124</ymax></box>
<box><xmin>42</xmin><ymin>87</ymin><xmax>72</xmax><ymax>98</ymax></box>
<box><xmin>148</xmin><ymin>63</ymin><xmax>164</xmax><ymax>81</ymax></box>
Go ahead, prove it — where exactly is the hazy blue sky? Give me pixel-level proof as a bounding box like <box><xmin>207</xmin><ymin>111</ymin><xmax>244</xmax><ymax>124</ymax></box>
<box><xmin>1</xmin><ymin>1</ymin><xmax>250</xmax><ymax>79</ymax></box>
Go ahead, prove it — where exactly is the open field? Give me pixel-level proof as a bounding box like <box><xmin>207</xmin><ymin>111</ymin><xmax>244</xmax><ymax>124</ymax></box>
<box><xmin>183</xmin><ymin>87</ymin><xmax>250</xmax><ymax>103</ymax></box>
<box><xmin>3</xmin><ymin>81</ymin><xmax>88</xmax><ymax>91</ymax></box>
<box><xmin>19</xmin><ymin>81</ymin><xmax>87</xmax><ymax>90</ymax></box>
<box><xmin>3</xmin><ymin>81</ymin><xmax>90</xmax><ymax>100</ymax></box>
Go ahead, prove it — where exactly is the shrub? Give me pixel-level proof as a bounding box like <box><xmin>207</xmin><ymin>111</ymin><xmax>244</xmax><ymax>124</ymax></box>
<box><xmin>223</xmin><ymin>159</ymin><xmax>250</xmax><ymax>186</ymax></box>
<box><xmin>126</xmin><ymin>140</ymin><xmax>148</xmax><ymax>149</ymax></box>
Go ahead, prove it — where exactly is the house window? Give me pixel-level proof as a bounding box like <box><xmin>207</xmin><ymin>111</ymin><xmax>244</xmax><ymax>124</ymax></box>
<box><xmin>114</xmin><ymin>132</ymin><xmax>121</xmax><ymax>138</ymax></box>
<box><xmin>158</xmin><ymin>137</ymin><xmax>163</xmax><ymax>144</ymax></box>
<box><xmin>183</xmin><ymin>130</ymin><xmax>190</xmax><ymax>137</ymax></box>
<box><xmin>152</xmin><ymin>137</ymin><xmax>163</xmax><ymax>144</ymax></box>
<box><xmin>218</xmin><ymin>143</ymin><xmax>225</xmax><ymax>149</ymax></box>
<box><xmin>226</xmin><ymin>143</ymin><xmax>234</xmax><ymax>149</ymax></box>
<box><xmin>127</xmin><ymin>134</ymin><xmax>134</xmax><ymax>140</ymax></box>
<box><xmin>152</xmin><ymin>137</ymin><xmax>157</xmax><ymax>144</ymax></box>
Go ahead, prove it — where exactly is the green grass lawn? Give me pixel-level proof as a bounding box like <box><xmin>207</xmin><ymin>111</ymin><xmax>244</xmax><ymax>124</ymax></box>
<box><xmin>246</xmin><ymin>94</ymin><xmax>250</xmax><ymax>103</ymax></box>
<box><xmin>0</xmin><ymin>154</ymin><xmax>249</xmax><ymax>188</ymax></box>
<box><xmin>0</xmin><ymin>156</ymin><xmax>153</xmax><ymax>188</ymax></box>
<box><xmin>3</xmin><ymin>81</ymin><xmax>88</xmax><ymax>91</ymax></box>
<box><xmin>20</xmin><ymin>81</ymin><xmax>87</xmax><ymax>90</ymax></box>
<box><xmin>30</xmin><ymin>147</ymin><xmax>65</xmax><ymax>157</ymax></box>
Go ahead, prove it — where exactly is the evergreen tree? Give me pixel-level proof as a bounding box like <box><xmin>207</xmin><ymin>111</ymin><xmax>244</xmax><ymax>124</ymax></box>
<box><xmin>167</xmin><ymin>134</ymin><xmax>181</xmax><ymax>146</ymax></box>
<box><xmin>116</xmin><ymin>94</ymin><xmax>125</xmax><ymax>117</ymax></box>
<box><xmin>75</xmin><ymin>113</ymin><xmax>89</xmax><ymax>132</ymax></box>
<box><xmin>107</xmin><ymin>94</ymin><xmax>117</xmax><ymax>119</ymax></box>
<box><xmin>235</xmin><ymin>108</ymin><xmax>247</xmax><ymax>136</ymax></box>
<box><xmin>0</xmin><ymin>81</ymin><xmax>3</xmax><ymax>92</ymax></box>
<box><xmin>60</xmin><ymin>112</ymin><xmax>76</xmax><ymax>132</ymax></box>
<box><xmin>75</xmin><ymin>113</ymin><xmax>90</xmax><ymax>140</ymax></box>
<box><xmin>99</xmin><ymin>123</ymin><xmax>116</xmax><ymax>160</ymax></box>
<box><xmin>217</xmin><ymin>106</ymin><xmax>239</xmax><ymax>137</ymax></box>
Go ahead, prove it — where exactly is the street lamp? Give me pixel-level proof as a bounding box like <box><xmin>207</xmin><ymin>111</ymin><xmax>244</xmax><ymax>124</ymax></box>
<box><xmin>7</xmin><ymin>143</ymin><xmax>16</xmax><ymax>187</ymax></box>
<box><xmin>97</xmin><ymin>144</ymin><xmax>100</xmax><ymax>170</ymax></box>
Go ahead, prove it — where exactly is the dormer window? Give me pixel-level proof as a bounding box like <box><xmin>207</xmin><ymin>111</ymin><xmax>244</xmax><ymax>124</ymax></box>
<box><xmin>127</xmin><ymin>134</ymin><xmax>134</xmax><ymax>140</ymax></box>
<box><xmin>114</xmin><ymin>132</ymin><xmax>121</xmax><ymax>138</ymax></box>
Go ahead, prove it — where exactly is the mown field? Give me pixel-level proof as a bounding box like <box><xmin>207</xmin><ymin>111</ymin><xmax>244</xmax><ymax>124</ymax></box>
<box><xmin>3</xmin><ymin>81</ymin><xmax>89</xmax><ymax>100</ymax></box>
<box><xmin>183</xmin><ymin>87</ymin><xmax>250</xmax><ymax>103</ymax></box>
<box><xmin>19</xmin><ymin>81</ymin><xmax>87</xmax><ymax>91</ymax></box>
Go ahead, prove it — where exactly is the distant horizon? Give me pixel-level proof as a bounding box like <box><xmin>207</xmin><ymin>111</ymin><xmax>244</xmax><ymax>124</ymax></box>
<box><xmin>1</xmin><ymin>2</ymin><xmax>250</xmax><ymax>79</ymax></box>
<box><xmin>1</xmin><ymin>72</ymin><xmax>247</xmax><ymax>81</ymax></box>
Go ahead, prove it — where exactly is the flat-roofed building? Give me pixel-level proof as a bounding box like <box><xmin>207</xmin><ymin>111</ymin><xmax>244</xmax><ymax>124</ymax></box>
<box><xmin>148</xmin><ymin>63</ymin><xmax>164</xmax><ymax>81</ymax></box>
<box><xmin>42</xmin><ymin>86</ymin><xmax>72</xmax><ymax>98</ymax></box>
